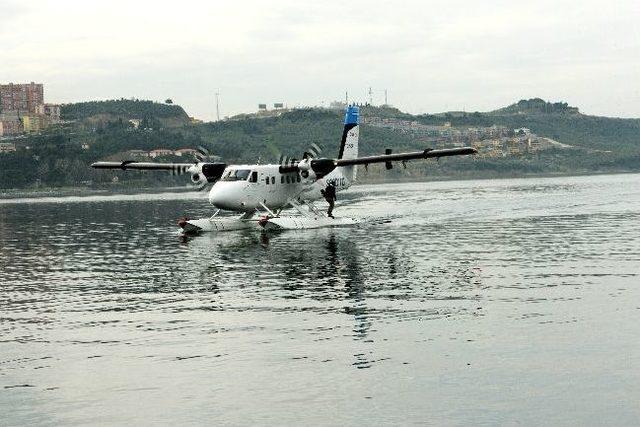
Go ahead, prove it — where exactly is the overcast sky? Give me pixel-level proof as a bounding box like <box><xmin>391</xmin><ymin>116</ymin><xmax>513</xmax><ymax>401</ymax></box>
<box><xmin>2</xmin><ymin>0</ymin><xmax>639</xmax><ymax>120</ymax></box>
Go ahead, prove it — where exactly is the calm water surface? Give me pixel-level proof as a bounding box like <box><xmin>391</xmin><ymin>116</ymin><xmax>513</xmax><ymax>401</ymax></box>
<box><xmin>1</xmin><ymin>174</ymin><xmax>639</xmax><ymax>425</ymax></box>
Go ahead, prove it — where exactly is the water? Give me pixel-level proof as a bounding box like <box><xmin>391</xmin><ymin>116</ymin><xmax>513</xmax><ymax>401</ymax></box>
<box><xmin>1</xmin><ymin>174</ymin><xmax>639</xmax><ymax>425</ymax></box>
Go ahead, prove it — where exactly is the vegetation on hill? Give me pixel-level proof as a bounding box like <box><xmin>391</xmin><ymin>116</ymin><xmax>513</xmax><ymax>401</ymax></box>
<box><xmin>417</xmin><ymin>106</ymin><xmax>640</xmax><ymax>154</ymax></box>
<box><xmin>0</xmin><ymin>98</ymin><xmax>639</xmax><ymax>190</ymax></box>
<box><xmin>491</xmin><ymin>98</ymin><xmax>580</xmax><ymax>115</ymax></box>
<box><xmin>61</xmin><ymin>99</ymin><xmax>190</xmax><ymax>127</ymax></box>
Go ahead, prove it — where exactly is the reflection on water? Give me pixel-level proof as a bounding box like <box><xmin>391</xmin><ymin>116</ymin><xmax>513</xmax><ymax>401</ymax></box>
<box><xmin>1</xmin><ymin>174</ymin><xmax>640</xmax><ymax>425</ymax></box>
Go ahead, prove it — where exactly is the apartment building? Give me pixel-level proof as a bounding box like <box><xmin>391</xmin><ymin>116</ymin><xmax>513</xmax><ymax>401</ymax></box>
<box><xmin>0</xmin><ymin>82</ymin><xmax>44</xmax><ymax>114</ymax></box>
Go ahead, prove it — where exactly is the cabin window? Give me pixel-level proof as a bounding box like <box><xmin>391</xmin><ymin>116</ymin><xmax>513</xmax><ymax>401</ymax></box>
<box><xmin>265</xmin><ymin>176</ymin><xmax>269</xmax><ymax>185</ymax></box>
<box><xmin>222</xmin><ymin>169</ymin><xmax>252</xmax><ymax>181</ymax></box>
<box><xmin>286</xmin><ymin>175</ymin><xmax>290</xmax><ymax>184</ymax></box>
<box><xmin>296</xmin><ymin>175</ymin><xmax>301</xmax><ymax>183</ymax></box>
<box><xmin>249</xmin><ymin>171</ymin><xmax>258</xmax><ymax>183</ymax></box>
<box><xmin>271</xmin><ymin>177</ymin><xmax>275</xmax><ymax>184</ymax></box>
<box><xmin>238</xmin><ymin>170</ymin><xmax>251</xmax><ymax>181</ymax></box>
<box><xmin>281</xmin><ymin>176</ymin><xmax>284</xmax><ymax>184</ymax></box>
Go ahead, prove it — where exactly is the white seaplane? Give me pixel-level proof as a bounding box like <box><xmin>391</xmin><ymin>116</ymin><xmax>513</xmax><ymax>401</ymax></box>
<box><xmin>92</xmin><ymin>106</ymin><xmax>476</xmax><ymax>233</ymax></box>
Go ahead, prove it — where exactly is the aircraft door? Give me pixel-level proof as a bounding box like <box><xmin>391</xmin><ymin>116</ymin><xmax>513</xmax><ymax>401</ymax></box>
<box><xmin>259</xmin><ymin>171</ymin><xmax>277</xmax><ymax>206</ymax></box>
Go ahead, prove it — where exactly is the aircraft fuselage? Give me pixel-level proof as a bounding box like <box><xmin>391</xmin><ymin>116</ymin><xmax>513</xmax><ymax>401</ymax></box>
<box><xmin>208</xmin><ymin>163</ymin><xmax>350</xmax><ymax>212</ymax></box>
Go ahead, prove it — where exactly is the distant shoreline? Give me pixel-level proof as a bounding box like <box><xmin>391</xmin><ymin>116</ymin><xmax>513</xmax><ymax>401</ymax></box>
<box><xmin>1</xmin><ymin>170</ymin><xmax>637</xmax><ymax>200</ymax></box>
<box><xmin>357</xmin><ymin>169</ymin><xmax>639</xmax><ymax>184</ymax></box>
<box><xmin>0</xmin><ymin>186</ymin><xmax>192</xmax><ymax>200</ymax></box>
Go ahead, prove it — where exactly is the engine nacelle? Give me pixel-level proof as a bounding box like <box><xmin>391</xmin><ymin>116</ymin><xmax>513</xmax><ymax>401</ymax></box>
<box><xmin>187</xmin><ymin>164</ymin><xmax>206</xmax><ymax>184</ymax></box>
<box><xmin>297</xmin><ymin>159</ymin><xmax>316</xmax><ymax>181</ymax></box>
<box><xmin>188</xmin><ymin>162</ymin><xmax>227</xmax><ymax>184</ymax></box>
<box><xmin>191</xmin><ymin>172</ymin><xmax>205</xmax><ymax>184</ymax></box>
<box><xmin>281</xmin><ymin>158</ymin><xmax>336</xmax><ymax>181</ymax></box>
<box><xmin>309</xmin><ymin>158</ymin><xmax>336</xmax><ymax>178</ymax></box>
<box><xmin>201</xmin><ymin>162</ymin><xmax>227</xmax><ymax>182</ymax></box>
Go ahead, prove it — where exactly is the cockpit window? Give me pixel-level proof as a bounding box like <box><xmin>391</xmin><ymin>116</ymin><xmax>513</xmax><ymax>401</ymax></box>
<box><xmin>222</xmin><ymin>169</ymin><xmax>252</xmax><ymax>181</ymax></box>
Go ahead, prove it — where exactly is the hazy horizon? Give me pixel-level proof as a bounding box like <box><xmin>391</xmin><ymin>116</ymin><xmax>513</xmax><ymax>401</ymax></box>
<box><xmin>2</xmin><ymin>0</ymin><xmax>639</xmax><ymax>120</ymax></box>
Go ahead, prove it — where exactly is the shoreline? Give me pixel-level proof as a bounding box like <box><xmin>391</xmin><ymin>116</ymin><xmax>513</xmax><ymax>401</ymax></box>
<box><xmin>1</xmin><ymin>170</ymin><xmax>637</xmax><ymax>200</ymax></box>
<box><xmin>356</xmin><ymin>169</ymin><xmax>639</xmax><ymax>184</ymax></box>
<box><xmin>0</xmin><ymin>186</ymin><xmax>191</xmax><ymax>200</ymax></box>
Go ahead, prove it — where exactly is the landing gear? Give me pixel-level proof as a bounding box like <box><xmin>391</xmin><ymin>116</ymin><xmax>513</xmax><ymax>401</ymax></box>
<box><xmin>178</xmin><ymin>211</ymin><xmax>258</xmax><ymax>234</ymax></box>
<box><xmin>179</xmin><ymin>199</ymin><xmax>357</xmax><ymax>234</ymax></box>
<box><xmin>258</xmin><ymin>199</ymin><xmax>357</xmax><ymax>230</ymax></box>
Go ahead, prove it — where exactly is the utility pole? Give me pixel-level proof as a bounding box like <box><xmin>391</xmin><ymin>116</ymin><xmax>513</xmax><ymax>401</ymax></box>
<box><xmin>368</xmin><ymin>87</ymin><xmax>373</xmax><ymax>105</ymax></box>
<box><xmin>384</xmin><ymin>89</ymin><xmax>388</xmax><ymax>106</ymax></box>
<box><xmin>215</xmin><ymin>91</ymin><xmax>220</xmax><ymax>121</ymax></box>
<box><xmin>345</xmin><ymin>91</ymin><xmax>349</xmax><ymax>105</ymax></box>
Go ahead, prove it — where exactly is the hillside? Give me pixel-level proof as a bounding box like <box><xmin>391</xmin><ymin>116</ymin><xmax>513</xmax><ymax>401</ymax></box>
<box><xmin>490</xmin><ymin>98</ymin><xmax>580</xmax><ymax>115</ymax></box>
<box><xmin>415</xmin><ymin>101</ymin><xmax>640</xmax><ymax>157</ymax></box>
<box><xmin>1</xmin><ymin>98</ymin><xmax>639</xmax><ymax>190</ymax></box>
<box><xmin>61</xmin><ymin>99</ymin><xmax>191</xmax><ymax>127</ymax></box>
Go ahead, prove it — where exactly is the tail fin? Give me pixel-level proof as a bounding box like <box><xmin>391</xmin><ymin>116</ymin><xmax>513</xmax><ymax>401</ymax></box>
<box><xmin>338</xmin><ymin>105</ymin><xmax>359</xmax><ymax>159</ymax></box>
<box><xmin>337</xmin><ymin>105</ymin><xmax>359</xmax><ymax>181</ymax></box>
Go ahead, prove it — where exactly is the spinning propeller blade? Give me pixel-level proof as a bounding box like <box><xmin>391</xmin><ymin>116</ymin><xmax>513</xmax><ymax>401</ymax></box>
<box><xmin>194</xmin><ymin>178</ymin><xmax>209</xmax><ymax>191</ymax></box>
<box><xmin>303</xmin><ymin>143</ymin><xmax>323</xmax><ymax>159</ymax></box>
<box><xmin>190</xmin><ymin>146</ymin><xmax>220</xmax><ymax>191</ymax></box>
<box><xmin>170</xmin><ymin>164</ymin><xmax>189</xmax><ymax>176</ymax></box>
<box><xmin>278</xmin><ymin>142</ymin><xmax>325</xmax><ymax>174</ymax></box>
<box><xmin>279</xmin><ymin>155</ymin><xmax>296</xmax><ymax>169</ymax></box>
<box><xmin>194</xmin><ymin>146</ymin><xmax>210</xmax><ymax>162</ymax></box>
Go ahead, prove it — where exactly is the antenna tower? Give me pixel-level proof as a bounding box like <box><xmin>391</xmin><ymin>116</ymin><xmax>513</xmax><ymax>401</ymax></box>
<box><xmin>215</xmin><ymin>91</ymin><xmax>220</xmax><ymax>121</ymax></box>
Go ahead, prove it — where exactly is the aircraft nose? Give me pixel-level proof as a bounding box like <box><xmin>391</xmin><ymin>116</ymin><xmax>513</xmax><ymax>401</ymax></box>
<box><xmin>208</xmin><ymin>186</ymin><xmax>226</xmax><ymax>208</ymax></box>
<box><xmin>209</xmin><ymin>184</ymin><xmax>237</xmax><ymax>209</ymax></box>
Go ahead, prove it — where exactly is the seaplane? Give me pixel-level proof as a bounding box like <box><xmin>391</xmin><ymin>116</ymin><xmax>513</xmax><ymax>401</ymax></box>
<box><xmin>92</xmin><ymin>106</ymin><xmax>476</xmax><ymax>233</ymax></box>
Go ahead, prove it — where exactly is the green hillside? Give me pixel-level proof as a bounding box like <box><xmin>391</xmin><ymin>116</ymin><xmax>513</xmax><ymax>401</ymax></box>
<box><xmin>490</xmin><ymin>98</ymin><xmax>580</xmax><ymax>115</ymax></box>
<box><xmin>413</xmin><ymin>100</ymin><xmax>640</xmax><ymax>170</ymax></box>
<box><xmin>1</xmin><ymin>99</ymin><xmax>639</xmax><ymax>190</ymax></box>
<box><xmin>61</xmin><ymin>99</ymin><xmax>190</xmax><ymax>127</ymax></box>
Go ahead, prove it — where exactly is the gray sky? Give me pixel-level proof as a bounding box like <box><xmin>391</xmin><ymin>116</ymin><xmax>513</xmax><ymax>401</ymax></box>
<box><xmin>2</xmin><ymin>0</ymin><xmax>639</xmax><ymax>120</ymax></box>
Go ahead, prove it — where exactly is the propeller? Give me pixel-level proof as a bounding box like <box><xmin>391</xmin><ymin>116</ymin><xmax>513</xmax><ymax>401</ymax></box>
<box><xmin>278</xmin><ymin>143</ymin><xmax>324</xmax><ymax>166</ymax></box>
<box><xmin>168</xmin><ymin>146</ymin><xmax>226</xmax><ymax>191</ymax></box>
<box><xmin>278</xmin><ymin>154</ymin><xmax>297</xmax><ymax>170</ymax></box>
<box><xmin>303</xmin><ymin>143</ymin><xmax>323</xmax><ymax>159</ymax></box>
<box><xmin>278</xmin><ymin>142</ymin><xmax>327</xmax><ymax>172</ymax></box>
<box><xmin>276</xmin><ymin>142</ymin><xmax>340</xmax><ymax>180</ymax></box>
<box><xmin>191</xmin><ymin>146</ymin><xmax>213</xmax><ymax>191</ymax></box>
<box><xmin>170</xmin><ymin>164</ymin><xmax>190</xmax><ymax>176</ymax></box>
<box><xmin>194</xmin><ymin>146</ymin><xmax>210</xmax><ymax>162</ymax></box>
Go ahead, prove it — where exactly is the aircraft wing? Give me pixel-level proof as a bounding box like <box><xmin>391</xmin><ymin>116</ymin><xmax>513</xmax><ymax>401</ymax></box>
<box><xmin>91</xmin><ymin>160</ymin><xmax>228</xmax><ymax>190</ymax></box>
<box><xmin>92</xmin><ymin>161</ymin><xmax>193</xmax><ymax>172</ymax></box>
<box><xmin>335</xmin><ymin>147</ymin><xmax>477</xmax><ymax>167</ymax></box>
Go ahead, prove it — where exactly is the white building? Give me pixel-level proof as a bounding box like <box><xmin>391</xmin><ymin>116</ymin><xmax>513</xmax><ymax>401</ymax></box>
<box><xmin>35</xmin><ymin>103</ymin><xmax>61</xmax><ymax>123</ymax></box>
<box><xmin>149</xmin><ymin>148</ymin><xmax>173</xmax><ymax>158</ymax></box>
<box><xmin>174</xmin><ymin>148</ymin><xmax>197</xmax><ymax>157</ymax></box>
<box><xmin>514</xmin><ymin>127</ymin><xmax>531</xmax><ymax>135</ymax></box>
<box><xmin>0</xmin><ymin>142</ymin><xmax>17</xmax><ymax>153</ymax></box>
